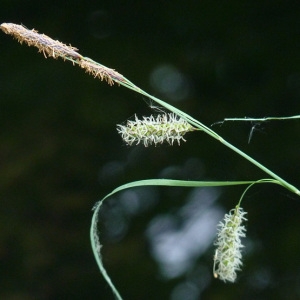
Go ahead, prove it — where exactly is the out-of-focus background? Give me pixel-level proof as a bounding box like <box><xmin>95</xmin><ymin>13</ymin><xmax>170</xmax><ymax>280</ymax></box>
<box><xmin>1</xmin><ymin>1</ymin><xmax>300</xmax><ymax>299</ymax></box>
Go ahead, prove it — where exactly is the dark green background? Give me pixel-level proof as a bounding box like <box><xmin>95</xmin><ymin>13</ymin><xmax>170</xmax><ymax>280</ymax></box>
<box><xmin>1</xmin><ymin>1</ymin><xmax>300</xmax><ymax>299</ymax></box>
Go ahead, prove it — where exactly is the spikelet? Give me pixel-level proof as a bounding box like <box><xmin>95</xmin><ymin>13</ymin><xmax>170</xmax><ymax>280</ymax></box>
<box><xmin>0</xmin><ymin>22</ymin><xmax>124</xmax><ymax>85</ymax></box>
<box><xmin>79</xmin><ymin>59</ymin><xmax>124</xmax><ymax>86</ymax></box>
<box><xmin>213</xmin><ymin>206</ymin><xmax>247</xmax><ymax>283</ymax></box>
<box><xmin>0</xmin><ymin>23</ymin><xmax>81</xmax><ymax>61</ymax></box>
<box><xmin>117</xmin><ymin>113</ymin><xmax>196</xmax><ymax>147</ymax></box>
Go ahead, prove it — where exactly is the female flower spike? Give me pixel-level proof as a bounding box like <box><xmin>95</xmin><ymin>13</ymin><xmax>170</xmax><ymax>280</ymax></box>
<box><xmin>214</xmin><ymin>206</ymin><xmax>247</xmax><ymax>282</ymax></box>
<box><xmin>117</xmin><ymin>113</ymin><xmax>195</xmax><ymax>147</ymax></box>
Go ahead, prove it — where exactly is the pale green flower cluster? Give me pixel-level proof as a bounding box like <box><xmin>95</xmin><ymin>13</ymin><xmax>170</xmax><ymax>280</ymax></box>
<box><xmin>117</xmin><ymin>113</ymin><xmax>195</xmax><ymax>147</ymax></box>
<box><xmin>214</xmin><ymin>207</ymin><xmax>247</xmax><ymax>282</ymax></box>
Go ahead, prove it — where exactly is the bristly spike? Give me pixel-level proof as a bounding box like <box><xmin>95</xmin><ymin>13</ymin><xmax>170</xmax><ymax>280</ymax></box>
<box><xmin>213</xmin><ymin>206</ymin><xmax>247</xmax><ymax>283</ymax></box>
<box><xmin>79</xmin><ymin>59</ymin><xmax>123</xmax><ymax>86</ymax></box>
<box><xmin>0</xmin><ymin>22</ymin><xmax>125</xmax><ymax>86</ymax></box>
<box><xmin>0</xmin><ymin>23</ymin><xmax>82</xmax><ymax>60</ymax></box>
<box><xmin>117</xmin><ymin>113</ymin><xmax>196</xmax><ymax>147</ymax></box>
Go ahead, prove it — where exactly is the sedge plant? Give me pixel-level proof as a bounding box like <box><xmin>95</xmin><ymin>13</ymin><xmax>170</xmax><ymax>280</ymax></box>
<box><xmin>1</xmin><ymin>23</ymin><xmax>300</xmax><ymax>300</ymax></box>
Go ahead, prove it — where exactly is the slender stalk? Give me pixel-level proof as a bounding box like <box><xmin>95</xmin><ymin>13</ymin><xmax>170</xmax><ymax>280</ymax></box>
<box><xmin>223</xmin><ymin>115</ymin><xmax>300</xmax><ymax>122</ymax></box>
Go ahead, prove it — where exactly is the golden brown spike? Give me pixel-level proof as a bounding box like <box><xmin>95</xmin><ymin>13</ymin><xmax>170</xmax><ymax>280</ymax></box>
<box><xmin>79</xmin><ymin>59</ymin><xmax>124</xmax><ymax>86</ymax></box>
<box><xmin>0</xmin><ymin>23</ymin><xmax>82</xmax><ymax>60</ymax></box>
<box><xmin>0</xmin><ymin>22</ymin><xmax>125</xmax><ymax>85</ymax></box>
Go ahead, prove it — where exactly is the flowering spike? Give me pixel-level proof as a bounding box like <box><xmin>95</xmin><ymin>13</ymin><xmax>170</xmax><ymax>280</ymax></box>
<box><xmin>0</xmin><ymin>23</ymin><xmax>82</xmax><ymax>61</ymax></box>
<box><xmin>0</xmin><ymin>22</ymin><xmax>124</xmax><ymax>85</ymax></box>
<box><xmin>117</xmin><ymin>113</ymin><xmax>196</xmax><ymax>147</ymax></box>
<box><xmin>79</xmin><ymin>58</ymin><xmax>123</xmax><ymax>86</ymax></box>
<box><xmin>213</xmin><ymin>206</ymin><xmax>247</xmax><ymax>282</ymax></box>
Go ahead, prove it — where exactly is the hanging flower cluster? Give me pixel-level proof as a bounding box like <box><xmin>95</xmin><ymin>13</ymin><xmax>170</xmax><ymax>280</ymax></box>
<box><xmin>213</xmin><ymin>206</ymin><xmax>247</xmax><ymax>282</ymax></box>
<box><xmin>117</xmin><ymin>113</ymin><xmax>196</xmax><ymax>147</ymax></box>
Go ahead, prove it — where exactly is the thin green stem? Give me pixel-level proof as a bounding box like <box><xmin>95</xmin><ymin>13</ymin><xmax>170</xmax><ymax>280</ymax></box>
<box><xmin>216</xmin><ymin>138</ymin><xmax>298</xmax><ymax>194</ymax></box>
<box><xmin>237</xmin><ymin>179</ymin><xmax>283</xmax><ymax>207</ymax></box>
<box><xmin>223</xmin><ymin>115</ymin><xmax>300</xmax><ymax>122</ymax></box>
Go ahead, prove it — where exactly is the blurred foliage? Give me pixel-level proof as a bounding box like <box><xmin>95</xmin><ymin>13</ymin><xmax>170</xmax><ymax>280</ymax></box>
<box><xmin>0</xmin><ymin>1</ymin><xmax>300</xmax><ymax>299</ymax></box>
